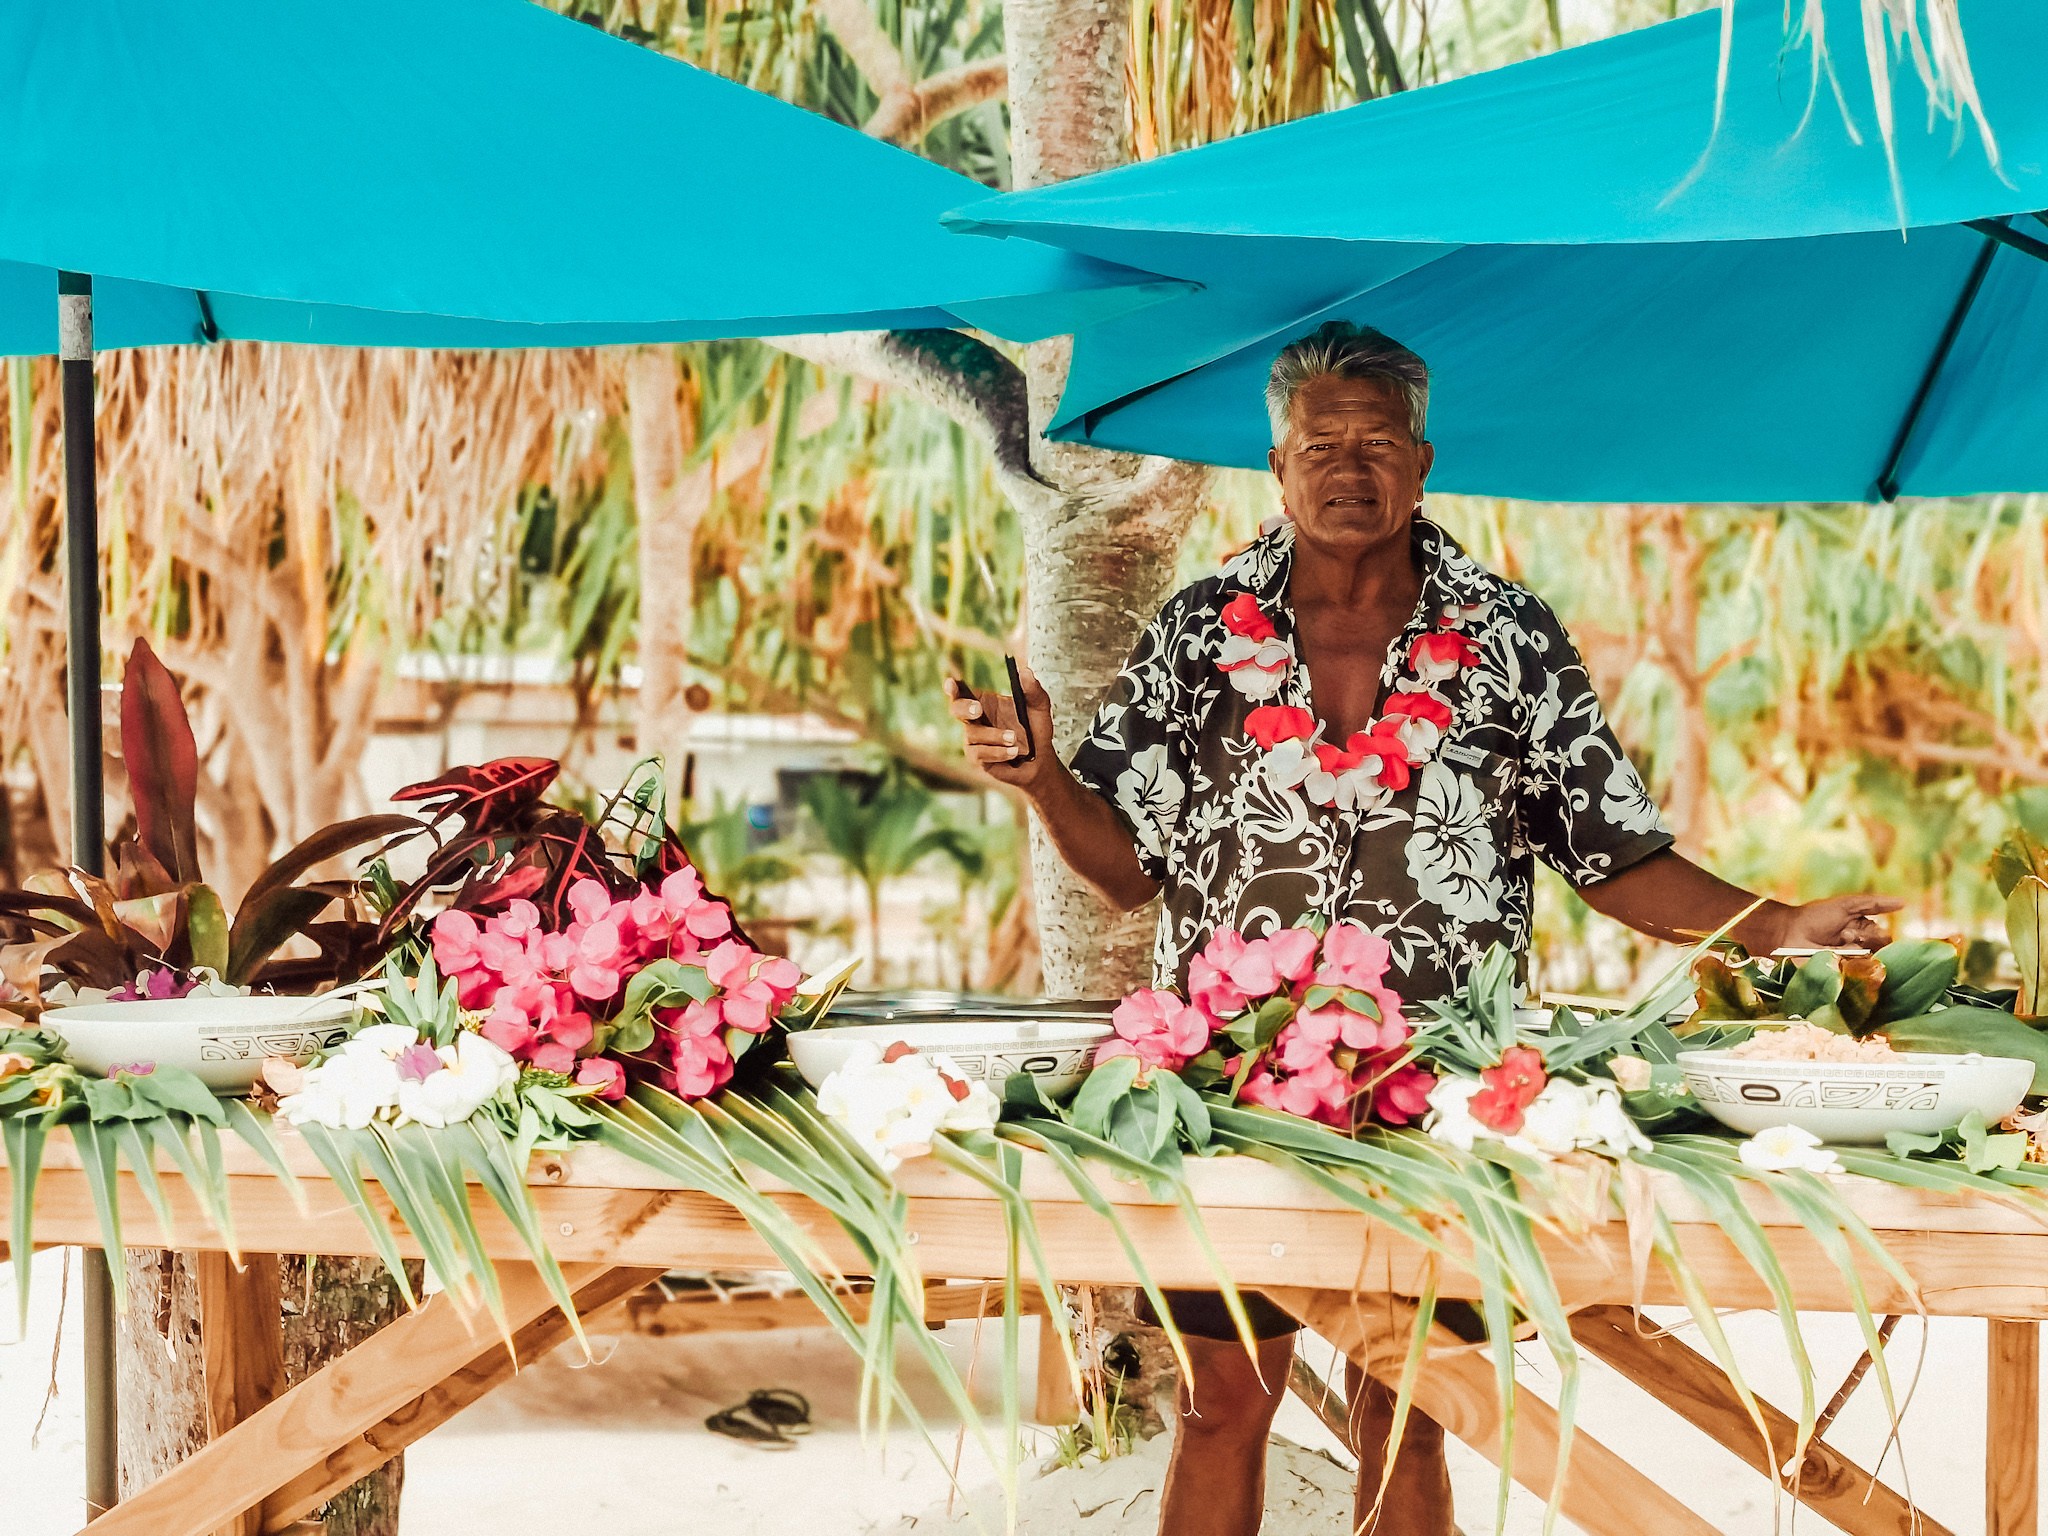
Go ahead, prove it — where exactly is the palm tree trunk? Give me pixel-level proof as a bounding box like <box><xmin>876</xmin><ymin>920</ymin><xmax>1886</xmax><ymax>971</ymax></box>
<box><xmin>628</xmin><ymin>347</ymin><xmax>699</xmax><ymax>817</ymax></box>
<box><xmin>1005</xmin><ymin>0</ymin><xmax>1210</xmax><ymax>1002</ymax></box>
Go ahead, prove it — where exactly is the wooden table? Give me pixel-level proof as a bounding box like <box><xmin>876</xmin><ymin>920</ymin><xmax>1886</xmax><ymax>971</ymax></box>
<box><xmin>7</xmin><ymin>1130</ymin><xmax>2044</xmax><ymax>1536</ymax></box>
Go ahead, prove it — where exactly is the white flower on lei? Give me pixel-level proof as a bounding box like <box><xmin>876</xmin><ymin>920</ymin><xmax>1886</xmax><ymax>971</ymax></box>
<box><xmin>395</xmin><ymin>1031</ymin><xmax>520</xmax><ymax>1128</ymax></box>
<box><xmin>1263</xmin><ymin>737</ymin><xmax>1318</xmax><ymax>794</ymax></box>
<box><xmin>1737</xmin><ymin>1124</ymin><xmax>1840</xmax><ymax>1175</ymax></box>
<box><xmin>1391</xmin><ymin>715</ymin><xmax>1443</xmax><ymax>760</ymax></box>
<box><xmin>1403</xmin><ymin>763</ymin><xmax>1501</xmax><ymax>923</ymax></box>
<box><xmin>816</xmin><ymin>1043</ymin><xmax>1000</xmax><ymax>1172</ymax></box>
<box><xmin>1114</xmin><ymin>744</ymin><xmax>1186</xmax><ymax>860</ymax></box>
<box><xmin>1218</xmin><ymin>634</ymin><xmax>1294</xmax><ymax>702</ymax></box>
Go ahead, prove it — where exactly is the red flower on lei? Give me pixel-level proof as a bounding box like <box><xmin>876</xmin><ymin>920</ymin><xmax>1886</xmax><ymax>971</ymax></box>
<box><xmin>1224</xmin><ymin>592</ymin><xmax>1478</xmax><ymax>809</ymax></box>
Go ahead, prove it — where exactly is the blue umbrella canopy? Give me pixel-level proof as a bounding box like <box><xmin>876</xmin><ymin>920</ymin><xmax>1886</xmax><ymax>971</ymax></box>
<box><xmin>0</xmin><ymin>0</ymin><xmax>1173</xmax><ymax>354</ymax></box>
<box><xmin>949</xmin><ymin>0</ymin><xmax>2048</xmax><ymax>502</ymax></box>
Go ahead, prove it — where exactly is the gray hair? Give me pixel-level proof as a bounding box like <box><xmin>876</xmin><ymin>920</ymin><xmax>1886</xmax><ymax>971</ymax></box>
<box><xmin>1266</xmin><ymin>322</ymin><xmax>1430</xmax><ymax>447</ymax></box>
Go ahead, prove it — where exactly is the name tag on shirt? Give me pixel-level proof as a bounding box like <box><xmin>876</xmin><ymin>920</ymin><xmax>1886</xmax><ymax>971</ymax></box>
<box><xmin>1440</xmin><ymin>742</ymin><xmax>1489</xmax><ymax>768</ymax></box>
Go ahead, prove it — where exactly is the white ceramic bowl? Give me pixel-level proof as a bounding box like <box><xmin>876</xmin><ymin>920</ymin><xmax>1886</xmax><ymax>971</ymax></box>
<box><xmin>45</xmin><ymin>995</ymin><xmax>360</xmax><ymax>1095</ymax></box>
<box><xmin>1677</xmin><ymin>1047</ymin><xmax>2033</xmax><ymax>1145</ymax></box>
<box><xmin>789</xmin><ymin>1016</ymin><xmax>1114</xmax><ymax>1101</ymax></box>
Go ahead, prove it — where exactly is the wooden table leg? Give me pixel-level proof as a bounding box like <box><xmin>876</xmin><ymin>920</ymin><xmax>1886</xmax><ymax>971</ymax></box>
<box><xmin>1571</xmin><ymin>1305</ymin><xmax>1948</xmax><ymax>1536</ymax></box>
<box><xmin>195</xmin><ymin>1253</ymin><xmax>286</xmax><ymax>1536</ymax></box>
<box><xmin>1033</xmin><ymin>1310</ymin><xmax>1079</xmax><ymax>1425</ymax></box>
<box><xmin>1987</xmin><ymin>1319</ymin><xmax>2039</xmax><ymax>1536</ymax></box>
<box><xmin>78</xmin><ymin>1263</ymin><xmax>644</xmax><ymax>1536</ymax></box>
<box><xmin>1266</xmin><ymin>1288</ymin><xmax>1721</xmax><ymax>1536</ymax></box>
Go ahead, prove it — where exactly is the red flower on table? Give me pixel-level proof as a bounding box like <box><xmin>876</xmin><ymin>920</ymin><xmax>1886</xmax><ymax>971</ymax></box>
<box><xmin>1469</xmin><ymin>1045</ymin><xmax>1547</xmax><ymax>1135</ymax></box>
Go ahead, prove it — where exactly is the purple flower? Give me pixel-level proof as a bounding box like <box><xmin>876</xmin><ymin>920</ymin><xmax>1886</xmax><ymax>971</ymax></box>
<box><xmin>108</xmin><ymin>967</ymin><xmax>201</xmax><ymax>1003</ymax></box>
<box><xmin>395</xmin><ymin>1042</ymin><xmax>445</xmax><ymax>1083</ymax></box>
<box><xmin>108</xmin><ymin>1061</ymin><xmax>157</xmax><ymax>1078</ymax></box>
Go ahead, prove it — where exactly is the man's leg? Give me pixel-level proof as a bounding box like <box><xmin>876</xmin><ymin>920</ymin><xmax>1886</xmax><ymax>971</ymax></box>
<box><xmin>1157</xmin><ymin>1332</ymin><xmax>1297</xmax><ymax>1536</ymax></box>
<box><xmin>1346</xmin><ymin>1362</ymin><xmax>1455</xmax><ymax>1536</ymax></box>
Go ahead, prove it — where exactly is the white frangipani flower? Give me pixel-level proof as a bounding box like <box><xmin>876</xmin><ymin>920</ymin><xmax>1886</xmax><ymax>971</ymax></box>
<box><xmin>1737</xmin><ymin>1124</ymin><xmax>1841</xmax><ymax>1175</ymax></box>
<box><xmin>817</xmin><ymin>1043</ymin><xmax>1000</xmax><ymax>1172</ymax></box>
<box><xmin>278</xmin><ymin>1044</ymin><xmax>403</xmax><ymax>1130</ymax></box>
<box><xmin>396</xmin><ymin>1031</ymin><xmax>520</xmax><ymax>1128</ymax></box>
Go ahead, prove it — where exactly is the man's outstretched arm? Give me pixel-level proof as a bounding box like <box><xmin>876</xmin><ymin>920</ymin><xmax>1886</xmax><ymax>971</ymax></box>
<box><xmin>1577</xmin><ymin>848</ymin><xmax>1901</xmax><ymax>953</ymax></box>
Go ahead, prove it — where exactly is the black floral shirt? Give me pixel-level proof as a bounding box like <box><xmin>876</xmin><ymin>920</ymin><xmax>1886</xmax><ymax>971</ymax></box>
<box><xmin>1068</xmin><ymin>518</ymin><xmax>1673</xmax><ymax>1002</ymax></box>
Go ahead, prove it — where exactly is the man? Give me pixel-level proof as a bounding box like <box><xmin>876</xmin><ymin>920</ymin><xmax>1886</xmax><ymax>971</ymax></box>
<box><xmin>947</xmin><ymin>323</ymin><xmax>1895</xmax><ymax>1535</ymax></box>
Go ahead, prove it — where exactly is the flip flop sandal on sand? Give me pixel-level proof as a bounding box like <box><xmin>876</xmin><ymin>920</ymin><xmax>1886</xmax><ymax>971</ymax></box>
<box><xmin>704</xmin><ymin>1403</ymin><xmax>797</xmax><ymax>1448</ymax></box>
<box><xmin>745</xmin><ymin>1388</ymin><xmax>813</xmax><ymax>1435</ymax></box>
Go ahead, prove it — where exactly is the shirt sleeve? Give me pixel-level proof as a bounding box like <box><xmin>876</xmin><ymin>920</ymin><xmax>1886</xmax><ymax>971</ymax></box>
<box><xmin>1512</xmin><ymin>596</ymin><xmax>1674</xmax><ymax>886</ymax></box>
<box><xmin>1065</xmin><ymin>600</ymin><xmax>1201</xmax><ymax>886</ymax></box>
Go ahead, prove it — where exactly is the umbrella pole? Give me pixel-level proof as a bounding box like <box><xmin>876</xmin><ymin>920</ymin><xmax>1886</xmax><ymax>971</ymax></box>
<box><xmin>58</xmin><ymin>268</ymin><xmax>120</xmax><ymax>1517</ymax></box>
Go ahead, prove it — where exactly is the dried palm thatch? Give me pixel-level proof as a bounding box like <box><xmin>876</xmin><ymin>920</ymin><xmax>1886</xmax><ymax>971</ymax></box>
<box><xmin>0</xmin><ymin>344</ymin><xmax>616</xmax><ymax>898</ymax></box>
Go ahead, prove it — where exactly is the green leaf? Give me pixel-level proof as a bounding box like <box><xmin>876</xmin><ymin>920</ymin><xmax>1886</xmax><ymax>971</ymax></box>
<box><xmin>131</xmin><ymin>1067</ymin><xmax>228</xmax><ymax>1125</ymax></box>
<box><xmin>1339</xmin><ymin>989</ymin><xmax>1383</xmax><ymax>1022</ymax></box>
<box><xmin>1689</xmin><ymin>954</ymin><xmax>1771</xmax><ymax>1022</ymax></box>
<box><xmin>3</xmin><ymin>1110</ymin><xmax>53</xmax><ymax>1333</ymax></box>
<box><xmin>1885</xmin><ymin>1126</ymin><xmax>1947</xmax><ymax>1159</ymax></box>
<box><xmin>186</xmin><ymin>884</ymin><xmax>230</xmax><ymax>976</ymax></box>
<box><xmin>1869</xmin><ymin>940</ymin><xmax>1959</xmax><ymax>1025</ymax></box>
<box><xmin>1067</xmin><ymin>1052</ymin><xmax>1140</xmax><ymax>1140</ymax></box>
<box><xmin>1885</xmin><ymin>1007</ymin><xmax>2048</xmax><ymax>1092</ymax></box>
<box><xmin>2008</xmin><ymin>878</ymin><xmax>2047</xmax><ymax>1018</ymax></box>
<box><xmin>1835</xmin><ymin>953</ymin><xmax>1886</xmax><ymax>1033</ymax></box>
<box><xmin>1781</xmin><ymin>953</ymin><xmax>1844</xmax><ymax>1020</ymax></box>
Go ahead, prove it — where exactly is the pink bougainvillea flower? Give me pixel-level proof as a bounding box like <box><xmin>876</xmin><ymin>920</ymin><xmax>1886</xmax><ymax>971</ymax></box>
<box><xmin>1189</xmin><ymin>929</ymin><xmax>1256</xmax><ymax>1018</ymax></box>
<box><xmin>1220</xmin><ymin>592</ymin><xmax>1277</xmax><ymax>640</ymax></box>
<box><xmin>1315</xmin><ymin>923</ymin><xmax>1393</xmax><ymax>991</ymax></box>
<box><xmin>575</xmin><ymin>1056</ymin><xmax>628</xmax><ymax>1102</ymax></box>
<box><xmin>1409</xmin><ymin>630</ymin><xmax>1481</xmax><ymax>683</ymax></box>
<box><xmin>671</xmin><ymin>1028</ymin><xmax>735</xmax><ymax>1100</ymax></box>
<box><xmin>430</xmin><ymin>909</ymin><xmax>485</xmax><ymax>976</ymax></box>
<box><xmin>566</xmin><ymin>878</ymin><xmax>615</xmax><ymax>927</ymax></box>
<box><xmin>1245</xmin><ymin>705</ymin><xmax>1317</xmax><ymax>751</ymax></box>
<box><xmin>1241</xmin><ymin>1052</ymin><xmax>1353</xmax><ymax>1128</ymax></box>
<box><xmin>1265</xmin><ymin>926</ymin><xmax>1319</xmax><ymax>985</ymax></box>
<box><xmin>496</xmin><ymin>899</ymin><xmax>543</xmax><ymax>940</ymax></box>
<box><xmin>705</xmin><ymin>941</ymin><xmax>800</xmax><ymax>1033</ymax></box>
<box><xmin>1369</xmin><ymin>1059</ymin><xmax>1437</xmax><ymax>1127</ymax></box>
<box><xmin>1099</xmin><ymin>989</ymin><xmax>1214</xmax><ymax>1072</ymax></box>
<box><xmin>564</xmin><ymin>914</ymin><xmax>628</xmax><ymax>1002</ymax></box>
<box><xmin>539</xmin><ymin>1009</ymin><xmax>595</xmax><ymax>1053</ymax></box>
<box><xmin>529</xmin><ymin>1041</ymin><xmax>578</xmax><ymax>1075</ymax></box>
<box><xmin>479</xmin><ymin>1013</ymin><xmax>537</xmax><ymax>1057</ymax></box>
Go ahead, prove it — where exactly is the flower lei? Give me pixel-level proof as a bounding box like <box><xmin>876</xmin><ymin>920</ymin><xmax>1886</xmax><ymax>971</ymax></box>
<box><xmin>1219</xmin><ymin>589</ymin><xmax>1485</xmax><ymax>812</ymax></box>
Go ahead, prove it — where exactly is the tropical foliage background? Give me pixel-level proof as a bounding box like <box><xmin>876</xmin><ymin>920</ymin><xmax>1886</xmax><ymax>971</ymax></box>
<box><xmin>2</xmin><ymin>0</ymin><xmax>2040</xmax><ymax>1000</ymax></box>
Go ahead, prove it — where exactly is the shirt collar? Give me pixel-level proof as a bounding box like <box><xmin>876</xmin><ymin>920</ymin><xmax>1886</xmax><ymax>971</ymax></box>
<box><xmin>1219</xmin><ymin>515</ymin><xmax>1501</xmax><ymax>618</ymax></box>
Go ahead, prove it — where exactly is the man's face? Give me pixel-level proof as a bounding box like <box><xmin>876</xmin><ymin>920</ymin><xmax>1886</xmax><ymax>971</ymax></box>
<box><xmin>1267</xmin><ymin>375</ymin><xmax>1434</xmax><ymax>553</ymax></box>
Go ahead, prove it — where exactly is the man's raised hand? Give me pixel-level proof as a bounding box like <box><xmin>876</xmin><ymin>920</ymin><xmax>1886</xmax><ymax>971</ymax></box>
<box><xmin>946</xmin><ymin>663</ymin><xmax>1056</xmax><ymax>792</ymax></box>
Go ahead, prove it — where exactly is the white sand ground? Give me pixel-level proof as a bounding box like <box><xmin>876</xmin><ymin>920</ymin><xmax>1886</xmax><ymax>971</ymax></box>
<box><xmin>1</xmin><ymin>1246</ymin><xmax>2033</xmax><ymax>1534</ymax></box>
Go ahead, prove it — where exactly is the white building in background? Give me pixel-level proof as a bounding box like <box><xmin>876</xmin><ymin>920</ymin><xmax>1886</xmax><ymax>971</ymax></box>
<box><xmin>362</xmin><ymin>653</ymin><xmax>869</xmax><ymax>838</ymax></box>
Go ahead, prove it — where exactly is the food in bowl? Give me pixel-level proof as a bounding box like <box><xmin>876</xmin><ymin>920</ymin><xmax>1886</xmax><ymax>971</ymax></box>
<box><xmin>1723</xmin><ymin>1023</ymin><xmax>1901</xmax><ymax>1063</ymax></box>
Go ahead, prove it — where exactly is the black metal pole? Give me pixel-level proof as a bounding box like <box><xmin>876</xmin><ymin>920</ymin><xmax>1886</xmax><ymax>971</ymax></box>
<box><xmin>58</xmin><ymin>268</ymin><xmax>120</xmax><ymax>1518</ymax></box>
